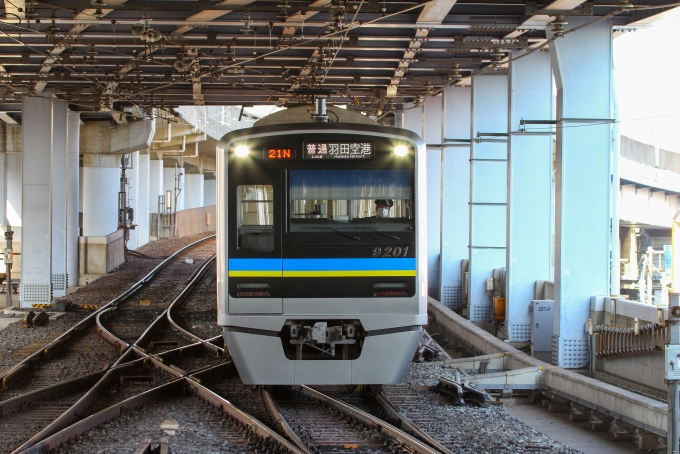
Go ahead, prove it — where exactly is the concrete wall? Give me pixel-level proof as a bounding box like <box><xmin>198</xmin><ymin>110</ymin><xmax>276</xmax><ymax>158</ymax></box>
<box><xmin>204</xmin><ymin>179</ymin><xmax>216</xmax><ymax>206</ymax></box>
<box><xmin>175</xmin><ymin>206</ymin><xmax>216</xmax><ymax>238</ymax></box>
<box><xmin>620</xmin><ymin>183</ymin><xmax>679</xmax><ymax>228</ymax></box>
<box><xmin>78</xmin><ymin>229</ymin><xmax>125</xmax><ymax>284</ymax></box>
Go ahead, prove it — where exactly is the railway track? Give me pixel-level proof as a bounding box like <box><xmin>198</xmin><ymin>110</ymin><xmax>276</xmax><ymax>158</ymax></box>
<box><xmin>265</xmin><ymin>385</ymin><xmax>450</xmax><ymax>454</ymax></box>
<box><xmin>8</xmin><ymin>240</ymin><xmax>303</xmax><ymax>454</ymax></box>
<box><xmin>0</xmin><ymin>234</ymin><xmax>523</xmax><ymax>454</ymax></box>
<box><xmin>0</xmin><ymin>235</ymin><xmax>217</xmax><ymax>453</ymax></box>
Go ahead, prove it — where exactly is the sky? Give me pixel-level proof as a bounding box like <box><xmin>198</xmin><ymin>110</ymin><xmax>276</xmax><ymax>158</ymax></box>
<box><xmin>614</xmin><ymin>7</ymin><xmax>680</xmax><ymax>152</ymax></box>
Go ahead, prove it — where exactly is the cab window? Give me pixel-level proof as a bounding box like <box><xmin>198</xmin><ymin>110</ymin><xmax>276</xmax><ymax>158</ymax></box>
<box><xmin>237</xmin><ymin>184</ymin><xmax>274</xmax><ymax>252</ymax></box>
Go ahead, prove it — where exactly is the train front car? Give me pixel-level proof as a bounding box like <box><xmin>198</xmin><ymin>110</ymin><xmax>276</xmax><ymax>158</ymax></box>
<box><xmin>217</xmin><ymin>109</ymin><xmax>427</xmax><ymax>385</ymax></box>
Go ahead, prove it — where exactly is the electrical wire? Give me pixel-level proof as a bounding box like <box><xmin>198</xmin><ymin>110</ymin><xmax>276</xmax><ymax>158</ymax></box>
<box><xmin>0</xmin><ymin>0</ymin><xmax>678</xmax><ymax>112</ymax></box>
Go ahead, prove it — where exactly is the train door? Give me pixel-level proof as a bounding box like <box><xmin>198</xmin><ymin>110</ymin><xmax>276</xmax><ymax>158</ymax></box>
<box><xmin>227</xmin><ymin>168</ymin><xmax>283</xmax><ymax>314</ymax></box>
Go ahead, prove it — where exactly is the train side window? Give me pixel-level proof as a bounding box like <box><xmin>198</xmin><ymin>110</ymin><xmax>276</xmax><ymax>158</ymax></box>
<box><xmin>237</xmin><ymin>184</ymin><xmax>274</xmax><ymax>252</ymax></box>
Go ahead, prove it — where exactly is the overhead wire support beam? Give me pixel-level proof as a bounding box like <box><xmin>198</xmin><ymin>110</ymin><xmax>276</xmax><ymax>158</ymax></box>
<box><xmin>519</xmin><ymin>118</ymin><xmax>615</xmax><ymax>124</ymax></box>
<box><xmin>476</xmin><ymin>132</ymin><xmax>508</xmax><ymax>137</ymax></box>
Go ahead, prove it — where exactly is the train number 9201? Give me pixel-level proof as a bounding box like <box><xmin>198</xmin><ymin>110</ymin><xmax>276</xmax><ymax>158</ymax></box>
<box><xmin>372</xmin><ymin>247</ymin><xmax>409</xmax><ymax>257</ymax></box>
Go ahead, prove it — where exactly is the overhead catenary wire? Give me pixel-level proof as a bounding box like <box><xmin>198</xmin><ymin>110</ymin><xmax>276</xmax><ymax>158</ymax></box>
<box><xmin>0</xmin><ymin>0</ymin><xmax>677</xmax><ymax>112</ymax></box>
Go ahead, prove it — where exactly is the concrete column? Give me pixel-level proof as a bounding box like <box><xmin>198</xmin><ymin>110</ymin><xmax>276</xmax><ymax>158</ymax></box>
<box><xmin>185</xmin><ymin>173</ymin><xmax>204</xmax><ymax>209</ymax></box>
<box><xmin>423</xmin><ymin>96</ymin><xmax>442</xmax><ymax>298</ymax></box>
<box><xmin>149</xmin><ymin>159</ymin><xmax>163</xmax><ymax>240</ymax></box>
<box><xmin>0</xmin><ymin>129</ymin><xmax>6</xmax><ymax>226</ymax></box>
<box><xmin>126</xmin><ymin>152</ymin><xmax>140</xmax><ymax>249</ymax></box>
<box><xmin>82</xmin><ymin>154</ymin><xmax>119</xmax><ymax>237</ymax></box>
<box><xmin>149</xmin><ymin>159</ymin><xmax>163</xmax><ymax>214</ymax></box>
<box><xmin>204</xmin><ymin>178</ymin><xmax>216</xmax><ymax>206</ymax></box>
<box><xmin>440</xmin><ymin>86</ymin><xmax>471</xmax><ymax>308</ymax></box>
<box><xmin>403</xmin><ymin>105</ymin><xmax>423</xmax><ymax>137</ymax></box>
<box><xmin>6</xmin><ymin>152</ymin><xmax>21</xmax><ymax>231</ymax></box>
<box><xmin>6</xmin><ymin>152</ymin><xmax>21</xmax><ymax>276</ymax></box>
<box><xmin>136</xmin><ymin>150</ymin><xmax>150</xmax><ymax>247</ymax></box>
<box><xmin>0</xmin><ymin>141</ymin><xmax>6</xmax><ymax>276</ymax></box>
<box><xmin>506</xmin><ymin>51</ymin><xmax>554</xmax><ymax>342</ymax></box>
<box><xmin>469</xmin><ymin>74</ymin><xmax>508</xmax><ymax>323</ymax></box>
<box><xmin>66</xmin><ymin>112</ymin><xmax>80</xmax><ymax>288</ymax></box>
<box><xmin>20</xmin><ymin>95</ymin><xmax>53</xmax><ymax>307</ymax></box>
<box><xmin>548</xmin><ymin>17</ymin><xmax>613</xmax><ymax>368</ymax></box>
<box><xmin>51</xmin><ymin>101</ymin><xmax>68</xmax><ymax>297</ymax></box>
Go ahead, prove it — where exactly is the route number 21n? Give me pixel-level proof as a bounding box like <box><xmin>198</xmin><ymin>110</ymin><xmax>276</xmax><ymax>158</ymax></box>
<box><xmin>372</xmin><ymin>247</ymin><xmax>409</xmax><ymax>257</ymax></box>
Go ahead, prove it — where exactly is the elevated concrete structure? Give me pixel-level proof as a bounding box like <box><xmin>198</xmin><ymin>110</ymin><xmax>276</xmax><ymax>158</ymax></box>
<box><xmin>80</xmin><ymin>120</ymin><xmax>155</xmax><ymax>155</ymax></box>
<box><xmin>0</xmin><ymin>1</ymin><xmax>677</xmax><ymax>438</ymax></box>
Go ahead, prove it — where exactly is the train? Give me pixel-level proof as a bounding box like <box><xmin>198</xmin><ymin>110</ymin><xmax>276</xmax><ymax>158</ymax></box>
<box><xmin>216</xmin><ymin>101</ymin><xmax>427</xmax><ymax>384</ymax></box>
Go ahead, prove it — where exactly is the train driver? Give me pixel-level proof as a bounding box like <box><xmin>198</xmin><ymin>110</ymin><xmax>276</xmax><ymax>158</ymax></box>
<box><xmin>374</xmin><ymin>199</ymin><xmax>393</xmax><ymax>219</ymax></box>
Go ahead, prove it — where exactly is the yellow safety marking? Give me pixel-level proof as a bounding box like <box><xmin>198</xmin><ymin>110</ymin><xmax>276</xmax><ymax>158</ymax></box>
<box><xmin>140</xmin><ymin>300</ymin><xmax>151</xmax><ymax>306</ymax></box>
<box><xmin>31</xmin><ymin>304</ymin><xmax>53</xmax><ymax>308</ymax></box>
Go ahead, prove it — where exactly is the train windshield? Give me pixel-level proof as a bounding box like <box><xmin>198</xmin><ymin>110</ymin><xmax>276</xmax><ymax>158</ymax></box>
<box><xmin>289</xmin><ymin>169</ymin><xmax>413</xmax><ymax>232</ymax></box>
<box><xmin>237</xmin><ymin>184</ymin><xmax>274</xmax><ymax>252</ymax></box>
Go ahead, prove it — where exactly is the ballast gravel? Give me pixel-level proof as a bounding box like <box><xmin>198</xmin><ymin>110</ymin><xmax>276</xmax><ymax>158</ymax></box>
<box><xmin>59</xmin><ymin>397</ymin><xmax>242</xmax><ymax>454</ymax></box>
<box><xmin>0</xmin><ymin>233</ymin><xmax>214</xmax><ymax>374</ymax></box>
<box><xmin>403</xmin><ymin>362</ymin><xmax>582</xmax><ymax>454</ymax></box>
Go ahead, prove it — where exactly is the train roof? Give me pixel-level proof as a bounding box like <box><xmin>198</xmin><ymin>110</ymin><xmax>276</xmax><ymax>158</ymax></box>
<box><xmin>254</xmin><ymin>106</ymin><xmax>377</xmax><ymax>127</ymax></box>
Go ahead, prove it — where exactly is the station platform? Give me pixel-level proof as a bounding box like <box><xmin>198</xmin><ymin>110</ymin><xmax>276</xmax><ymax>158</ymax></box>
<box><xmin>428</xmin><ymin>297</ymin><xmax>668</xmax><ymax>450</ymax></box>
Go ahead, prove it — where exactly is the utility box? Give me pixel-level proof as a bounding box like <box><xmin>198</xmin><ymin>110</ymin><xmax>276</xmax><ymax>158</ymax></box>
<box><xmin>530</xmin><ymin>300</ymin><xmax>554</xmax><ymax>363</ymax></box>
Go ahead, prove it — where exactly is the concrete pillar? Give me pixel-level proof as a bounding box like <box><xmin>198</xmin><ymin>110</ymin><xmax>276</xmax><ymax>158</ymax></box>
<box><xmin>403</xmin><ymin>106</ymin><xmax>423</xmax><ymax>137</ymax></box>
<box><xmin>126</xmin><ymin>152</ymin><xmax>140</xmax><ymax>249</ymax></box>
<box><xmin>149</xmin><ymin>159</ymin><xmax>163</xmax><ymax>240</ymax></box>
<box><xmin>440</xmin><ymin>86</ymin><xmax>471</xmax><ymax>309</ymax></box>
<box><xmin>204</xmin><ymin>178</ymin><xmax>216</xmax><ymax>206</ymax></box>
<box><xmin>423</xmin><ymin>96</ymin><xmax>442</xmax><ymax>299</ymax></box>
<box><xmin>66</xmin><ymin>112</ymin><xmax>80</xmax><ymax>288</ymax></box>
<box><xmin>469</xmin><ymin>74</ymin><xmax>508</xmax><ymax>323</ymax></box>
<box><xmin>0</xmin><ymin>131</ymin><xmax>6</xmax><ymax>227</ymax></box>
<box><xmin>149</xmin><ymin>159</ymin><xmax>163</xmax><ymax>214</ymax></box>
<box><xmin>20</xmin><ymin>95</ymin><xmax>53</xmax><ymax>307</ymax></box>
<box><xmin>51</xmin><ymin>101</ymin><xmax>68</xmax><ymax>297</ymax></box>
<box><xmin>0</xmin><ymin>140</ymin><xmax>6</xmax><ymax>275</ymax></box>
<box><xmin>136</xmin><ymin>150</ymin><xmax>150</xmax><ymax>247</ymax></box>
<box><xmin>82</xmin><ymin>154</ymin><xmax>119</xmax><ymax>237</ymax></box>
<box><xmin>185</xmin><ymin>173</ymin><xmax>204</xmax><ymax>209</ymax></box>
<box><xmin>506</xmin><ymin>50</ymin><xmax>554</xmax><ymax>342</ymax></box>
<box><xmin>548</xmin><ymin>17</ymin><xmax>613</xmax><ymax>368</ymax></box>
<box><xmin>6</xmin><ymin>153</ymin><xmax>21</xmax><ymax>231</ymax></box>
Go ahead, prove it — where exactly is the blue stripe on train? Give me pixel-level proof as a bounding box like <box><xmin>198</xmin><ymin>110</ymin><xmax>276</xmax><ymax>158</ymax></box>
<box><xmin>283</xmin><ymin>258</ymin><xmax>415</xmax><ymax>271</ymax></box>
<box><xmin>228</xmin><ymin>258</ymin><xmax>283</xmax><ymax>271</ymax></box>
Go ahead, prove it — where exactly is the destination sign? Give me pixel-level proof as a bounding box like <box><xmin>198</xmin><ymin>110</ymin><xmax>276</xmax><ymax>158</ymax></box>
<box><xmin>264</xmin><ymin>148</ymin><xmax>294</xmax><ymax>159</ymax></box>
<box><xmin>303</xmin><ymin>142</ymin><xmax>374</xmax><ymax>160</ymax></box>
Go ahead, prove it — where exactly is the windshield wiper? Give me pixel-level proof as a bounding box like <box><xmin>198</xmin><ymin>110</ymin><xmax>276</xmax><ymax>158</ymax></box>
<box><xmin>360</xmin><ymin>227</ymin><xmax>400</xmax><ymax>241</ymax></box>
<box><xmin>317</xmin><ymin>227</ymin><xmax>361</xmax><ymax>241</ymax></box>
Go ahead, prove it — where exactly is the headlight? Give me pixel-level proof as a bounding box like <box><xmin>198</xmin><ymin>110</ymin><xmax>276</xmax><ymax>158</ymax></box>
<box><xmin>394</xmin><ymin>145</ymin><xmax>408</xmax><ymax>156</ymax></box>
<box><xmin>235</xmin><ymin>145</ymin><xmax>249</xmax><ymax>157</ymax></box>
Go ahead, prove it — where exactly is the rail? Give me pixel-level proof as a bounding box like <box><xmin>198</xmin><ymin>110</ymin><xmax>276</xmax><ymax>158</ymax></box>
<box><xmin>1</xmin><ymin>234</ymin><xmax>215</xmax><ymax>390</ymax></box>
<box><xmin>298</xmin><ymin>385</ymin><xmax>443</xmax><ymax>454</ymax></box>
